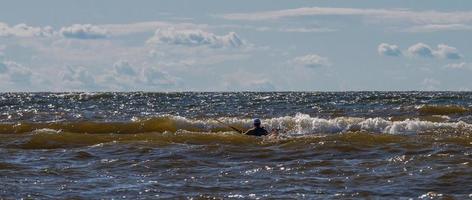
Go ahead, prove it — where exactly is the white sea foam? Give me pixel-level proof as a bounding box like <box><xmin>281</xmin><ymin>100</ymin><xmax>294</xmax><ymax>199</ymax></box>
<box><xmin>167</xmin><ymin>113</ymin><xmax>472</xmax><ymax>135</ymax></box>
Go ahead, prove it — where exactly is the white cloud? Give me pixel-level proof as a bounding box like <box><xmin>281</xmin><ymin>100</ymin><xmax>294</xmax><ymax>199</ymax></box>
<box><xmin>407</xmin><ymin>43</ymin><xmax>434</xmax><ymax>58</ymax></box>
<box><xmin>57</xmin><ymin>62</ymin><xmax>180</xmax><ymax>91</ymax></box>
<box><xmin>217</xmin><ymin>24</ymin><xmax>335</xmax><ymax>33</ymax></box>
<box><xmin>433</xmin><ymin>44</ymin><xmax>462</xmax><ymax>59</ymax></box>
<box><xmin>0</xmin><ymin>21</ymin><xmax>210</xmax><ymax>39</ymax></box>
<box><xmin>0</xmin><ymin>60</ymin><xmax>34</xmax><ymax>86</ymax></box>
<box><xmin>113</xmin><ymin>60</ymin><xmax>137</xmax><ymax>76</ymax></box>
<box><xmin>142</xmin><ymin>67</ymin><xmax>178</xmax><ymax>87</ymax></box>
<box><xmin>406</xmin><ymin>43</ymin><xmax>462</xmax><ymax>59</ymax></box>
<box><xmin>6</xmin><ymin>24</ymin><xmax>252</xmax><ymax>91</ymax></box>
<box><xmin>378</xmin><ymin>43</ymin><xmax>402</xmax><ymax>57</ymax></box>
<box><xmin>60</xmin><ymin>24</ymin><xmax>108</xmax><ymax>39</ymax></box>
<box><xmin>147</xmin><ymin>28</ymin><xmax>244</xmax><ymax>48</ymax></box>
<box><xmin>404</xmin><ymin>24</ymin><xmax>472</xmax><ymax>32</ymax></box>
<box><xmin>445</xmin><ymin>62</ymin><xmax>466</xmax><ymax>69</ymax></box>
<box><xmin>0</xmin><ymin>22</ymin><xmax>53</xmax><ymax>37</ymax></box>
<box><xmin>222</xmin><ymin>7</ymin><xmax>472</xmax><ymax>25</ymax></box>
<box><xmin>292</xmin><ymin>54</ymin><xmax>331</xmax><ymax>68</ymax></box>
<box><xmin>224</xmin><ymin>7</ymin><xmax>379</xmax><ymax>20</ymax></box>
<box><xmin>101</xmin><ymin>21</ymin><xmax>208</xmax><ymax>36</ymax></box>
<box><xmin>61</xmin><ymin>66</ymin><xmax>100</xmax><ymax>90</ymax></box>
<box><xmin>444</xmin><ymin>62</ymin><xmax>472</xmax><ymax>70</ymax></box>
<box><xmin>95</xmin><ymin>60</ymin><xmax>140</xmax><ymax>90</ymax></box>
<box><xmin>104</xmin><ymin>61</ymin><xmax>180</xmax><ymax>90</ymax></box>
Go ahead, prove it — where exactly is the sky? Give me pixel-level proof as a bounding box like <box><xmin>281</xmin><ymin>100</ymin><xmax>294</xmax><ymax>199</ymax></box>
<box><xmin>1</xmin><ymin>0</ymin><xmax>472</xmax><ymax>91</ymax></box>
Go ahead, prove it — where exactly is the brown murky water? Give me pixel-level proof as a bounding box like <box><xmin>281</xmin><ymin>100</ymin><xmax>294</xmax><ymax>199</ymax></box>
<box><xmin>0</xmin><ymin>92</ymin><xmax>471</xmax><ymax>199</ymax></box>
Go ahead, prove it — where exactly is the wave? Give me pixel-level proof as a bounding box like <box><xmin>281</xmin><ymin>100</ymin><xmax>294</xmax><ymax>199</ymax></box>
<box><xmin>417</xmin><ymin>105</ymin><xmax>469</xmax><ymax>115</ymax></box>
<box><xmin>263</xmin><ymin>114</ymin><xmax>472</xmax><ymax>135</ymax></box>
<box><xmin>0</xmin><ymin>114</ymin><xmax>471</xmax><ymax>135</ymax></box>
<box><xmin>4</xmin><ymin>129</ymin><xmax>470</xmax><ymax>150</ymax></box>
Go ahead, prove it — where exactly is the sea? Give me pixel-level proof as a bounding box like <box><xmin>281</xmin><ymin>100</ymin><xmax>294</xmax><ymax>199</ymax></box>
<box><xmin>0</xmin><ymin>92</ymin><xmax>471</xmax><ymax>199</ymax></box>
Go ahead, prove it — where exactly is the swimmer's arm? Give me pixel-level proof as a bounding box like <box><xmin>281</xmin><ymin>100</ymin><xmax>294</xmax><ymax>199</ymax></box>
<box><xmin>243</xmin><ymin>129</ymin><xmax>252</xmax><ymax>135</ymax></box>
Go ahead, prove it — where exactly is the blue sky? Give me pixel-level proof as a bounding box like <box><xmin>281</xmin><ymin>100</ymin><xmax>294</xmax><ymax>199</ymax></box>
<box><xmin>1</xmin><ymin>0</ymin><xmax>472</xmax><ymax>91</ymax></box>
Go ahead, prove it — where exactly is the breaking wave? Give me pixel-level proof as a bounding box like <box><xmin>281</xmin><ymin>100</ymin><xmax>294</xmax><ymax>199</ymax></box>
<box><xmin>1</xmin><ymin>113</ymin><xmax>471</xmax><ymax>135</ymax></box>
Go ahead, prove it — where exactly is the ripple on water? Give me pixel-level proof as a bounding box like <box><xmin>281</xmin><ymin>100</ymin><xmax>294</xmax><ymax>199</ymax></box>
<box><xmin>1</xmin><ymin>92</ymin><xmax>472</xmax><ymax>198</ymax></box>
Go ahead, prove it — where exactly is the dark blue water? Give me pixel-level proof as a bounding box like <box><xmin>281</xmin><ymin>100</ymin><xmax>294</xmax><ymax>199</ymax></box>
<box><xmin>2</xmin><ymin>92</ymin><xmax>472</xmax><ymax>122</ymax></box>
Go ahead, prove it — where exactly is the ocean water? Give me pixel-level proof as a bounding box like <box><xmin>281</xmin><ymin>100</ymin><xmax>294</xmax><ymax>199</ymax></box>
<box><xmin>0</xmin><ymin>92</ymin><xmax>471</xmax><ymax>199</ymax></box>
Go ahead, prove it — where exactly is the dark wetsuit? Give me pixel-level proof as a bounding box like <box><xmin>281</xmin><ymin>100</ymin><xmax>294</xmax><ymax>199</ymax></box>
<box><xmin>244</xmin><ymin>127</ymin><xmax>268</xmax><ymax>136</ymax></box>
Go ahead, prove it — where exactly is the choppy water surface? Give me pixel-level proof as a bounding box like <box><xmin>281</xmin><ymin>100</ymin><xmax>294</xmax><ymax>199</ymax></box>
<box><xmin>0</xmin><ymin>92</ymin><xmax>471</xmax><ymax>199</ymax></box>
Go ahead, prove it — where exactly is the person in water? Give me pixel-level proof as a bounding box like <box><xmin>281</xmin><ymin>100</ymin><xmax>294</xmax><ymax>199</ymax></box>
<box><xmin>244</xmin><ymin>118</ymin><xmax>269</xmax><ymax>136</ymax></box>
